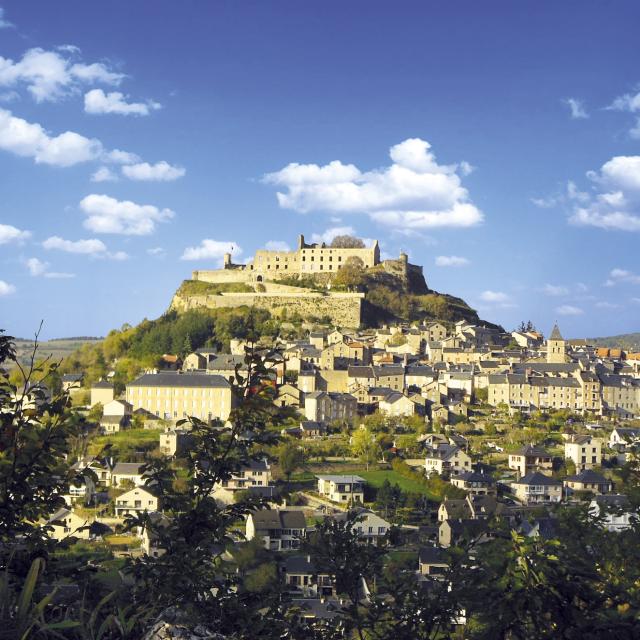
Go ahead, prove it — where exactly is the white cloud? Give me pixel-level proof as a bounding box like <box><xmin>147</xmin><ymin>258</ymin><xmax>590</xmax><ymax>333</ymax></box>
<box><xmin>25</xmin><ymin>257</ymin><xmax>74</xmax><ymax>278</ymax></box>
<box><xmin>147</xmin><ymin>247</ymin><xmax>165</xmax><ymax>257</ymax></box>
<box><xmin>104</xmin><ymin>149</ymin><xmax>140</xmax><ymax>165</ymax></box>
<box><xmin>26</xmin><ymin>257</ymin><xmax>47</xmax><ymax>276</ymax></box>
<box><xmin>541</xmin><ymin>283</ymin><xmax>569</xmax><ymax>296</ymax></box>
<box><xmin>0</xmin><ymin>223</ymin><xmax>31</xmax><ymax>245</ymax></box>
<box><xmin>531</xmin><ymin>196</ymin><xmax>559</xmax><ymax>209</ymax></box>
<box><xmin>607</xmin><ymin>268</ymin><xmax>640</xmax><ymax>285</ymax></box>
<box><xmin>0</xmin><ymin>107</ymin><xmax>104</xmax><ymax>167</ymax></box>
<box><xmin>556</xmin><ymin>304</ymin><xmax>583</xmax><ymax>316</ymax></box>
<box><xmin>435</xmin><ymin>255</ymin><xmax>469</xmax><ymax>267</ymax></box>
<box><xmin>0</xmin><ymin>280</ymin><xmax>15</xmax><ymax>295</ymax></box>
<box><xmin>595</xmin><ymin>301</ymin><xmax>619</xmax><ymax>309</ymax></box>
<box><xmin>122</xmin><ymin>161</ymin><xmax>185</xmax><ymax>181</ymax></box>
<box><xmin>181</xmin><ymin>240</ymin><xmax>242</xmax><ymax>263</ymax></box>
<box><xmin>310</xmin><ymin>226</ymin><xmax>356</xmax><ymax>245</ymax></box>
<box><xmin>480</xmin><ymin>290</ymin><xmax>510</xmax><ymax>303</ymax></box>
<box><xmin>610</xmin><ymin>91</ymin><xmax>640</xmax><ymax>113</ymax></box>
<box><xmin>564</xmin><ymin>98</ymin><xmax>588</xmax><ymax>119</ymax></box>
<box><xmin>84</xmin><ymin>89</ymin><xmax>161</xmax><ymax>116</ymax></box>
<box><xmin>569</xmin><ymin>156</ymin><xmax>640</xmax><ymax>231</ymax></box>
<box><xmin>43</xmin><ymin>236</ymin><xmax>107</xmax><ymax>254</ymax></box>
<box><xmin>79</xmin><ymin>194</ymin><xmax>174</xmax><ymax>235</ymax></box>
<box><xmin>631</xmin><ymin>297</ymin><xmax>640</xmax><ymax>304</ymax></box>
<box><xmin>608</xmin><ymin>90</ymin><xmax>640</xmax><ymax>139</ymax></box>
<box><xmin>42</xmin><ymin>235</ymin><xmax>127</xmax><ymax>261</ymax></box>
<box><xmin>263</xmin><ymin>138</ymin><xmax>483</xmax><ymax>230</ymax></box>
<box><xmin>91</xmin><ymin>166</ymin><xmax>118</xmax><ymax>182</ymax></box>
<box><xmin>0</xmin><ymin>8</ymin><xmax>14</xmax><ymax>29</ymax></box>
<box><xmin>0</xmin><ymin>47</ymin><xmax>124</xmax><ymax>102</ymax></box>
<box><xmin>264</xmin><ymin>240</ymin><xmax>291</xmax><ymax>252</ymax></box>
<box><xmin>532</xmin><ymin>181</ymin><xmax>589</xmax><ymax>210</ymax></box>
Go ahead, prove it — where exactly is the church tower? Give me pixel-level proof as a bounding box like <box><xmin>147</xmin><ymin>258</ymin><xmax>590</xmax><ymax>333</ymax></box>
<box><xmin>547</xmin><ymin>323</ymin><xmax>567</xmax><ymax>364</ymax></box>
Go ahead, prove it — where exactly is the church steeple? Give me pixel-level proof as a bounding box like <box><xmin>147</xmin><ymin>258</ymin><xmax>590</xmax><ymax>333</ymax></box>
<box><xmin>547</xmin><ymin>323</ymin><xmax>566</xmax><ymax>363</ymax></box>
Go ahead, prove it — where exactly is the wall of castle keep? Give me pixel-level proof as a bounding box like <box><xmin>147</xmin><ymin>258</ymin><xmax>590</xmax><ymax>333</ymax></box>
<box><xmin>171</xmin><ymin>291</ymin><xmax>364</xmax><ymax>327</ymax></box>
<box><xmin>192</xmin><ymin>234</ymin><xmax>381</xmax><ymax>284</ymax></box>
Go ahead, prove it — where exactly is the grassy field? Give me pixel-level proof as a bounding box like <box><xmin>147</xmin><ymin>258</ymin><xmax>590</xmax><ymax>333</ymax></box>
<box><xmin>360</xmin><ymin>469</ymin><xmax>433</xmax><ymax>496</ymax></box>
<box><xmin>11</xmin><ymin>337</ymin><xmax>102</xmax><ymax>369</ymax></box>
<box><xmin>88</xmin><ymin>428</ymin><xmax>159</xmax><ymax>455</ymax></box>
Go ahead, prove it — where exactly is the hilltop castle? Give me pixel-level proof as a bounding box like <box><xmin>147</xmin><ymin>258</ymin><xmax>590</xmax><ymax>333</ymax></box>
<box><xmin>174</xmin><ymin>234</ymin><xmax>428</xmax><ymax>327</ymax></box>
<box><xmin>193</xmin><ymin>234</ymin><xmax>384</xmax><ymax>284</ymax></box>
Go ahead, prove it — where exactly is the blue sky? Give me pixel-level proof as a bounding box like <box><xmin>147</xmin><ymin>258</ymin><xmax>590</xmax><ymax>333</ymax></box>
<box><xmin>1</xmin><ymin>1</ymin><xmax>640</xmax><ymax>340</ymax></box>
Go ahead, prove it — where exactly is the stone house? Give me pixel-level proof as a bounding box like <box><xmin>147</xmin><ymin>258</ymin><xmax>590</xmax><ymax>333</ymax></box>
<box><xmin>450</xmin><ymin>471</ymin><xmax>496</xmax><ymax>496</ymax></box>
<box><xmin>159</xmin><ymin>429</ymin><xmax>195</xmax><ymax>456</ymax></box>
<box><xmin>563</xmin><ymin>469</ymin><xmax>613</xmax><ymax>495</ymax></box>
<box><xmin>304</xmin><ymin>391</ymin><xmax>357</xmax><ymax>423</ymax></box>
<box><xmin>425</xmin><ymin>444</ymin><xmax>472</xmax><ymax>477</ymax></box>
<box><xmin>275</xmin><ymin>383</ymin><xmax>302</xmax><ymax>408</ymax></box>
<box><xmin>564</xmin><ymin>434</ymin><xmax>602</xmax><ymax>470</ymax></box>
<box><xmin>90</xmin><ymin>380</ymin><xmax>114</xmax><ymax>407</ymax></box>
<box><xmin>508</xmin><ymin>444</ymin><xmax>553</xmax><ymax>478</ymax></box>
<box><xmin>379</xmin><ymin>392</ymin><xmax>416</xmax><ymax>417</ymax></box>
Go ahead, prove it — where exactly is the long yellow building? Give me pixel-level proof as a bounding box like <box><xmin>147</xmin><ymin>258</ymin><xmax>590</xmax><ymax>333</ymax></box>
<box><xmin>125</xmin><ymin>372</ymin><xmax>233</xmax><ymax>422</ymax></box>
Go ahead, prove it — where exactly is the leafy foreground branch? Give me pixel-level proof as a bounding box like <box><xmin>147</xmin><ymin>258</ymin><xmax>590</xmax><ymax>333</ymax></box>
<box><xmin>2</xmin><ymin>329</ymin><xmax>640</xmax><ymax>639</ymax></box>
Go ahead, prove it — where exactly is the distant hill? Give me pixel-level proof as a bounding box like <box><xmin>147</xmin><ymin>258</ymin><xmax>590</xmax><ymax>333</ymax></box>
<box><xmin>585</xmin><ymin>332</ymin><xmax>640</xmax><ymax>352</ymax></box>
<box><xmin>11</xmin><ymin>337</ymin><xmax>103</xmax><ymax>369</ymax></box>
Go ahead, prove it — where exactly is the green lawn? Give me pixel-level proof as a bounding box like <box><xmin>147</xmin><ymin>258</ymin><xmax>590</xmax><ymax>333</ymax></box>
<box><xmin>89</xmin><ymin>428</ymin><xmax>159</xmax><ymax>455</ymax></box>
<box><xmin>360</xmin><ymin>470</ymin><xmax>434</xmax><ymax>497</ymax></box>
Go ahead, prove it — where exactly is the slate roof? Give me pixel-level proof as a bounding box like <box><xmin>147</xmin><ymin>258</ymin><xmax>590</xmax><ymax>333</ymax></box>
<box><xmin>91</xmin><ymin>380</ymin><xmax>113</xmax><ymax>389</ymax></box>
<box><xmin>419</xmin><ymin>546</ymin><xmax>447</xmax><ymax>565</ymax></box>
<box><xmin>513</xmin><ymin>472</ymin><xmax>561</xmax><ymax>486</ymax></box>
<box><xmin>62</xmin><ymin>373</ymin><xmax>83</xmax><ymax>382</ymax></box>
<box><xmin>549</xmin><ymin>324</ymin><xmax>563</xmax><ymax>341</ymax></box>
<box><xmin>454</xmin><ymin>471</ymin><xmax>495</xmax><ymax>485</ymax></box>
<box><xmin>111</xmin><ymin>462</ymin><xmax>145</xmax><ymax>476</ymax></box>
<box><xmin>513</xmin><ymin>444</ymin><xmax>551</xmax><ymax>458</ymax></box>
<box><xmin>250</xmin><ymin>509</ymin><xmax>306</xmax><ymax>531</ymax></box>
<box><xmin>284</xmin><ymin>555</ymin><xmax>317</xmax><ymax>574</ymax></box>
<box><xmin>128</xmin><ymin>372</ymin><xmax>230</xmax><ymax>388</ymax></box>
<box><xmin>564</xmin><ymin>469</ymin><xmax>610</xmax><ymax>484</ymax></box>
<box><xmin>316</xmin><ymin>474</ymin><xmax>365</xmax><ymax>483</ymax></box>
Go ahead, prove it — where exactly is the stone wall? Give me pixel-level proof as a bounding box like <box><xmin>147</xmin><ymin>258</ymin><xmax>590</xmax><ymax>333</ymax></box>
<box><xmin>171</xmin><ymin>291</ymin><xmax>364</xmax><ymax>328</ymax></box>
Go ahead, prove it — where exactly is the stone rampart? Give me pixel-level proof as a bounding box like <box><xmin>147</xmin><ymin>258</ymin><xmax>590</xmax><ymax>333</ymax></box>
<box><xmin>171</xmin><ymin>291</ymin><xmax>363</xmax><ymax>327</ymax></box>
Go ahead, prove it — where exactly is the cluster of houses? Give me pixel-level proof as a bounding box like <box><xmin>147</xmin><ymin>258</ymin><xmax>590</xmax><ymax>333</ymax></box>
<box><xmin>44</xmin><ymin>321</ymin><xmax>640</xmax><ymax>619</ymax></box>
<box><xmin>77</xmin><ymin>322</ymin><xmax>639</xmax><ymax>442</ymax></box>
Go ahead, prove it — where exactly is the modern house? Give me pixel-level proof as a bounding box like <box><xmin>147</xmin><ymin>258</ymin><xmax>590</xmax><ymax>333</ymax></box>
<box><xmin>511</xmin><ymin>472</ymin><xmax>562</xmax><ymax>505</ymax></box>
<box><xmin>246</xmin><ymin>509</ymin><xmax>307</xmax><ymax>551</ymax></box>
<box><xmin>316</xmin><ymin>475</ymin><xmax>365</xmax><ymax>503</ymax></box>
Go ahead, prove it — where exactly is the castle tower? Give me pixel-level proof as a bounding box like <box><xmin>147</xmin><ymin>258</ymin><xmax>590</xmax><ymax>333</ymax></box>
<box><xmin>547</xmin><ymin>323</ymin><xmax>567</xmax><ymax>364</ymax></box>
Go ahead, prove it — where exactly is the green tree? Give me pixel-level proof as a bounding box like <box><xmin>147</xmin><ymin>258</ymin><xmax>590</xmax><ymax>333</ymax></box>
<box><xmin>330</xmin><ymin>235</ymin><xmax>365</xmax><ymax>248</ymax></box>
<box><xmin>278</xmin><ymin>440</ymin><xmax>305</xmax><ymax>484</ymax></box>
<box><xmin>333</xmin><ymin>257</ymin><xmax>365</xmax><ymax>291</ymax></box>
<box><xmin>351</xmin><ymin>426</ymin><xmax>379</xmax><ymax>470</ymax></box>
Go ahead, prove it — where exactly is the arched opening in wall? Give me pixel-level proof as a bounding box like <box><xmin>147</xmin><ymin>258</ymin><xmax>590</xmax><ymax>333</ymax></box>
<box><xmin>256</xmin><ymin>275</ymin><xmax>263</xmax><ymax>282</ymax></box>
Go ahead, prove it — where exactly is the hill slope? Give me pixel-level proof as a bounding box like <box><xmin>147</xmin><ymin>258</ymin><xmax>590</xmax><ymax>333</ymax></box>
<box><xmin>585</xmin><ymin>332</ymin><xmax>640</xmax><ymax>351</ymax></box>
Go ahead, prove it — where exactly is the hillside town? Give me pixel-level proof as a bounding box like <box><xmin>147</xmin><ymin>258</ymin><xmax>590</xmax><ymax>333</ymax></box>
<box><xmin>31</xmin><ymin>314</ymin><xmax>640</xmax><ymax>625</ymax></box>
